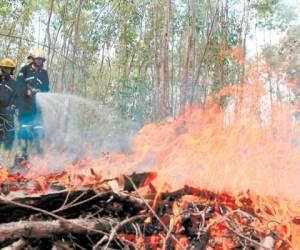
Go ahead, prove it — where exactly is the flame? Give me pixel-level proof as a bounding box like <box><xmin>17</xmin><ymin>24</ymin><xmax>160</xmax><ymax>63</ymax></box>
<box><xmin>9</xmin><ymin>58</ymin><xmax>300</xmax><ymax>248</ymax></box>
<box><xmin>0</xmin><ymin>168</ymin><xmax>8</xmax><ymax>182</ymax></box>
<box><xmin>72</xmin><ymin>59</ymin><xmax>297</xmax><ymax>199</ymax></box>
<box><xmin>56</xmin><ymin>58</ymin><xmax>300</xmax><ymax>248</ymax></box>
<box><xmin>220</xmin><ymin>45</ymin><xmax>245</xmax><ymax>64</ymax></box>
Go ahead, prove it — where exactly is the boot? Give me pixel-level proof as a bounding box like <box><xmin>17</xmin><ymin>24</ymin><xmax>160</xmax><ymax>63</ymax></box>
<box><xmin>11</xmin><ymin>153</ymin><xmax>29</xmax><ymax>172</ymax></box>
<box><xmin>35</xmin><ymin>138</ymin><xmax>44</xmax><ymax>156</ymax></box>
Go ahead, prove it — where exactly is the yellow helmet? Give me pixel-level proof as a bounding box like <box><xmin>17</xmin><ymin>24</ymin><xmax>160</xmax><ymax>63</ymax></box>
<box><xmin>0</xmin><ymin>58</ymin><xmax>16</xmax><ymax>68</ymax></box>
<box><xmin>32</xmin><ymin>48</ymin><xmax>46</xmax><ymax>60</ymax></box>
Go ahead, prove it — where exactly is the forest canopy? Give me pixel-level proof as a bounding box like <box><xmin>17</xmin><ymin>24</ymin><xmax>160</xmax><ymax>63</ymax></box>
<box><xmin>0</xmin><ymin>0</ymin><xmax>299</xmax><ymax>123</ymax></box>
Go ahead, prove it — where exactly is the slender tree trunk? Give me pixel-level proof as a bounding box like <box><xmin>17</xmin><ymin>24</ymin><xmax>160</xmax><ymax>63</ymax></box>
<box><xmin>157</xmin><ymin>0</ymin><xmax>170</xmax><ymax>120</ymax></box>
<box><xmin>71</xmin><ymin>0</ymin><xmax>83</xmax><ymax>93</ymax></box>
<box><xmin>236</xmin><ymin>0</ymin><xmax>250</xmax><ymax>116</ymax></box>
<box><xmin>49</xmin><ymin>23</ymin><xmax>62</xmax><ymax>70</ymax></box>
<box><xmin>241</xmin><ymin>0</ymin><xmax>250</xmax><ymax>83</ymax></box>
<box><xmin>220</xmin><ymin>0</ymin><xmax>228</xmax><ymax>88</ymax></box>
<box><xmin>60</xmin><ymin>25</ymin><xmax>73</xmax><ymax>93</ymax></box>
<box><xmin>190</xmin><ymin>0</ymin><xmax>218</xmax><ymax>105</ymax></box>
<box><xmin>59</xmin><ymin>0</ymin><xmax>69</xmax><ymax>92</ymax></box>
<box><xmin>121</xmin><ymin>15</ymin><xmax>129</xmax><ymax>81</ymax></box>
<box><xmin>153</xmin><ymin>1</ymin><xmax>161</xmax><ymax>121</ymax></box>
<box><xmin>45</xmin><ymin>0</ymin><xmax>55</xmax><ymax>69</ymax></box>
<box><xmin>15</xmin><ymin>22</ymin><xmax>25</xmax><ymax>69</ymax></box>
<box><xmin>171</xmin><ymin>26</ymin><xmax>175</xmax><ymax>117</ymax></box>
<box><xmin>180</xmin><ymin>0</ymin><xmax>196</xmax><ymax>114</ymax></box>
<box><xmin>4</xmin><ymin>23</ymin><xmax>16</xmax><ymax>56</ymax></box>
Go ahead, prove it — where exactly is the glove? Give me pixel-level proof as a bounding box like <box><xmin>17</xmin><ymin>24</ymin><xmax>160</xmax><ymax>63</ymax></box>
<box><xmin>26</xmin><ymin>89</ymin><xmax>32</xmax><ymax>96</ymax></box>
<box><xmin>26</xmin><ymin>87</ymin><xmax>40</xmax><ymax>96</ymax></box>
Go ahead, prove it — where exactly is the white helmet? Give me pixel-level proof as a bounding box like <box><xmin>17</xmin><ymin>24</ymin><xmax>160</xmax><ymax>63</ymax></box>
<box><xmin>32</xmin><ymin>48</ymin><xmax>46</xmax><ymax>61</ymax></box>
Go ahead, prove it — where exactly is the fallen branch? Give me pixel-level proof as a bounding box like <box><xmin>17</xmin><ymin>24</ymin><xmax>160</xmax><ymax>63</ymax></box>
<box><xmin>51</xmin><ymin>190</ymin><xmax>146</xmax><ymax>213</ymax></box>
<box><xmin>1</xmin><ymin>238</ymin><xmax>27</xmax><ymax>250</ymax></box>
<box><xmin>0</xmin><ymin>218</ymin><xmax>115</xmax><ymax>242</ymax></box>
<box><xmin>0</xmin><ymin>196</ymin><xmax>109</xmax><ymax>237</ymax></box>
<box><xmin>0</xmin><ymin>190</ymin><xmax>146</xmax><ymax>223</ymax></box>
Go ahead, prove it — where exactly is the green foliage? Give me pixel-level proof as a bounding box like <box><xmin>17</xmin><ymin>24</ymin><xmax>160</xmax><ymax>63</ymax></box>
<box><xmin>252</xmin><ymin>0</ymin><xmax>297</xmax><ymax>31</ymax></box>
<box><xmin>0</xmin><ymin>0</ymin><xmax>298</xmax><ymax>124</ymax></box>
<box><xmin>251</xmin><ymin>0</ymin><xmax>280</xmax><ymax>16</ymax></box>
<box><xmin>260</xmin><ymin>24</ymin><xmax>300</xmax><ymax>86</ymax></box>
<box><xmin>112</xmin><ymin>76</ymin><xmax>153</xmax><ymax>122</ymax></box>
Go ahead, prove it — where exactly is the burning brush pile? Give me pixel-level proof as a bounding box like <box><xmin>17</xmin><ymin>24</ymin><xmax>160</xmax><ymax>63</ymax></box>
<box><xmin>0</xmin><ymin>169</ymin><xmax>298</xmax><ymax>250</ymax></box>
<box><xmin>0</xmin><ymin>59</ymin><xmax>300</xmax><ymax>249</ymax></box>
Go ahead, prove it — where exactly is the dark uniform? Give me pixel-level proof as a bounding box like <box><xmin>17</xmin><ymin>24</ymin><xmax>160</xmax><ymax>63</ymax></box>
<box><xmin>0</xmin><ymin>74</ymin><xmax>17</xmax><ymax>149</ymax></box>
<box><xmin>0</xmin><ymin>58</ymin><xmax>17</xmax><ymax>150</ymax></box>
<box><xmin>16</xmin><ymin>63</ymin><xmax>49</xmax><ymax>156</ymax></box>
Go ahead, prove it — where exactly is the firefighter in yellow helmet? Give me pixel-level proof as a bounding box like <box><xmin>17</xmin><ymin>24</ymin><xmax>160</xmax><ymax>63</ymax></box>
<box><xmin>0</xmin><ymin>58</ymin><xmax>18</xmax><ymax>150</ymax></box>
<box><xmin>15</xmin><ymin>48</ymin><xmax>49</xmax><ymax>161</ymax></box>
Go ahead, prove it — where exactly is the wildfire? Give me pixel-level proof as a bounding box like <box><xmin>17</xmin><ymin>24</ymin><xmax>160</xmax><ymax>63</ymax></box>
<box><xmin>63</xmin><ymin>59</ymin><xmax>299</xmax><ymax>248</ymax></box>
<box><xmin>2</xmin><ymin>59</ymin><xmax>300</xmax><ymax>248</ymax></box>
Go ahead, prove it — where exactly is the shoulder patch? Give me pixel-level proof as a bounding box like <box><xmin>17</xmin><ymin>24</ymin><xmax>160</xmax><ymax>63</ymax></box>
<box><xmin>18</xmin><ymin>72</ymin><xmax>24</xmax><ymax>76</ymax></box>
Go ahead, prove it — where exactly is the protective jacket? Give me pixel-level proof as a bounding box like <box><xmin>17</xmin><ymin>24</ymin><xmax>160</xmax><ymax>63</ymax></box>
<box><xmin>16</xmin><ymin>64</ymin><xmax>49</xmax><ymax>118</ymax></box>
<box><xmin>0</xmin><ymin>75</ymin><xmax>17</xmax><ymax>149</ymax></box>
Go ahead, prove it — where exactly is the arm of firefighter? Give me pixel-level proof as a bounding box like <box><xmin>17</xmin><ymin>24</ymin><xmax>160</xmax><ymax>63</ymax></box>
<box><xmin>16</xmin><ymin>67</ymin><xmax>26</xmax><ymax>82</ymax></box>
<box><xmin>16</xmin><ymin>67</ymin><xmax>29</xmax><ymax>97</ymax></box>
<box><xmin>16</xmin><ymin>79</ymin><xmax>28</xmax><ymax>98</ymax></box>
<box><xmin>9</xmin><ymin>79</ymin><xmax>18</xmax><ymax>110</ymax></box>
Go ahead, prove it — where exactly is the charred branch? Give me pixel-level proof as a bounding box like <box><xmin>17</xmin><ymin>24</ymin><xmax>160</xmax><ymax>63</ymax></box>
<box><xmin>0</xmin><ymin>218</ymin><xmax>114</xmax><ymax>242</ymax></box>
<box><xmin>0</xmin><ymin>190</ymin><xmax>146</xmax><ymax>223</ymax></box>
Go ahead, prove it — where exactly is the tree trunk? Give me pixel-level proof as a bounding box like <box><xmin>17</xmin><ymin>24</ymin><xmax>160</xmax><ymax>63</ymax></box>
<box><xmin>15</xmin><ymin>22</ymin><xmax>26</xmax><ymax>69</ymax></box>
<box><xmin>220</xmin><ymin>0</ymin><xmax>228</xmax><ymax>88</ymax></box>
<box><xmin>59</xmin><ymin>0</ymin><xmax>70</xmax><ymax>92</ymax></box>
<box><xmin>190</xmin><ymin>0</ymin><xmax>218</xmax><ymax>105</ymax></box>
<box><xmin>71</xmin><ymin>0</ymin><xmax>84</xmax><ymax>94</ymax></box>
<box><xmin>157</xmin><ymin>0</ymin><xmax>171</xmax><ymax>120</ymax></box>
<box><xmin>241</xmin><ymin>0</ymin><xmax>250</xmax><ymax>84</ymax></box>
<box><xmin>180</xmin><ymin>0</ymin><xmax>196</xmax><ymax>114</ymax></box>
<box><xmin>45</xmin><ymin>0</ymin><xmax>55</xmax><ymax>69</ymax></box>
<box><xmin>0</xmin><ymin>218</ymin><xmax>113</xmax><ymax>241</ymax></box>
<box><xmin>51</xmin><ymin>23</ymin><xmax>62</xmax><ymax>64</ymax></box>
<box><xmin>153</xmin><ymin>1</ymin><xmax>161</xmax><ymax>121</ymax></box>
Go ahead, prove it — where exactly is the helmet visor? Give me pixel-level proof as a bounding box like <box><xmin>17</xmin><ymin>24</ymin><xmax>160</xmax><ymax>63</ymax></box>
<box><xmin>34</xmin><ymin>57</ymin><xmax>46</xmax><ymax>62</ymax></box>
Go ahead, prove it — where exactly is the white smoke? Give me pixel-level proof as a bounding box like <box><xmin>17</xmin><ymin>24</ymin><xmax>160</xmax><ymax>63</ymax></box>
<box><xmin>36</xmin><ymin>93</ymin><xmax>140</xmax><ymax>171</ymax></box>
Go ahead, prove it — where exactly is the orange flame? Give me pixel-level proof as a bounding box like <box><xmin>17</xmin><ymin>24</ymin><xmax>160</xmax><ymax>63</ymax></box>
<box><xmin>15</xmin><ymin>58</ymin><xmax>300</xmax><ymax>248</ymax></box>
<box><xmin>60</xmin><ymin>58</ymin><xmax>300</xmax><ymax>247</ymax></box>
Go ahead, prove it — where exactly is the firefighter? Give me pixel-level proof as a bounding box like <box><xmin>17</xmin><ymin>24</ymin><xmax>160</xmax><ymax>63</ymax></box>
<box><xmin>0</xmin><ymin>58</ymin><xmax>17</xmax><ymax>150</ymax></box>
<box><xmin>16</xmin><ymin>48</ymin><xmax>49</xmax><ymax>160</ymax></box>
